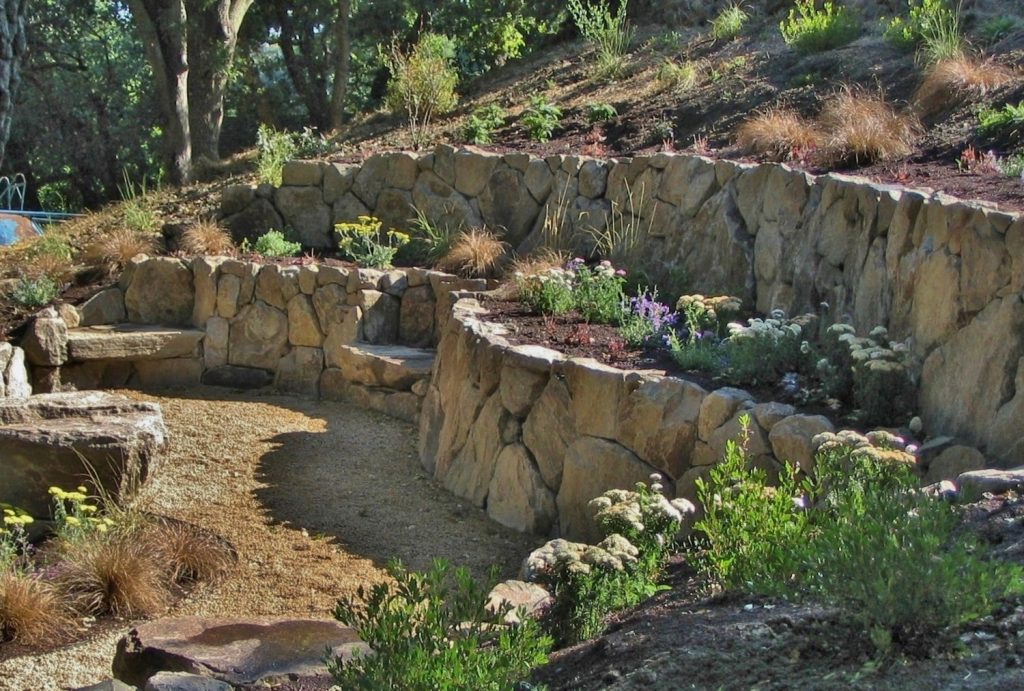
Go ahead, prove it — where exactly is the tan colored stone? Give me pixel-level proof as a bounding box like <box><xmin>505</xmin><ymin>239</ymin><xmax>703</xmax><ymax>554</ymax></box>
<box><xmin>352</xmin><ymin>155</ymin><xmax>389</xmax><ymax>207</ymax></box>
<box><xmin>768</xmin><ymin>414</ymin><xmax>835</xmax><ymax>472</ymax></box>
<box><xmin>487</xmin><ymin>443</ymin><xmax>557</xmax><ymax>534</ymax></box>
<box><xmin>958</xmin><ymin>467</ymin><xmax>1024</xmax><ymax>500</ymax></box>
<box><xmin>697</xmin><ymin>387</ymin><xmax>754</xmax><ymax>442</ymax></box>
<box><xmin>358</xmin><ymin>290</ymin><xmax>400</xmax><ymax>344</ymax></box>
<box><xmin>133</xmin><ymin>358</ymin><xmax>203</xmax><ymax>388</ymax></box>
<box><xmin>486</xmin><ymin>580</ymin><xmax>551</xmax><ymax>624</ymax></box>
<box><xmin>287</xmin><ymin>294</ymin><xmax>324</xmax><ymax>347</ymax></box>
<box><xmin>454</xmin><ymin>149</ymin><xmax>501</xmax><ymax>197</ymax></box>
<box><xmin>399</xmin><ymin>285</ymin><xmax>435</xmax><ymax>347</ymax></box>
<box><xmin>124</xmin><ymin>257</ymin><xmax>194</xmax><ymax>325</ymax></box>
<box><xmin>80</xmin><ymin>287</ymin><xmax>127</xmax><ymax>327</ymax></box>
<box><xmin>228</xmin><ymin>302</ymin><xmax>289</xmax><ymax>371</ymax></box>
<box><xmin>499</xmin><ymin>346</ymin><xmax>560</xmax><ymax>418</ymax></box>
<box><xmin>332</xmin><ymin>344</ymin><xmax>434</xmax><ymax>390</ymax></box>
<box><xmin>924</xmin><ymin>445</ymin><xmax>986</xmax><ymax>484</ymax></box>
<box><xmin>216</xmin><ymin>274</ymin><xmax>241</xmax><ymax>318</ymax></box>
<box><xmin>323</xmin><ymin>163</ymin><xmax>357</xmax><ymax>204</ymax></box>
<box><xmin>281</xmin><ymin>160</ymin><xmax>325</xmax><ymax>186</ymax></box>
<box><xmin>676</xmin><ymin>465</ymin><xmax>712</xmax><ymax>504</ymax></box>
<box><xmin>989</xmin><ymin>358</ymin><xmax>1024</xmax><ymax>462</ymax></box>
<box><xmin>478</xmin><ymin>167</ymin><xmax>541</xmax><ymax>248</ymax></box>
<box><xmin>443</xmin><ymin>393</ymin><xmax>509</xmax><ymax>507</ymax></box>
<box><xmin>316</xmin><ymin>265</ymin><xmax>350</xmax><ymax>287</ymax></box>
<box><xmin>190</xmin><ymin>257</ymin><xmax>223</xmax><ymax>327</ymax></box>
<box><xmin>204</xmin><ymin>317</ymin><xmax>229</xmax><ymax>369</ymax></box>
<box><xmin>347</xmin><ymin>268</ymin><xmax>384</xmax><ymax>292</ymax></box>
<box><xmin>523</xmin><ymin>376</ymin><xmax>575</xmax><ymax>492</ymax></box>
<box><xmin>298</xmin><ymin>265</ymin><xmax>319</xmax><ymax>294</ymax></box>
<box><xmin>67</xmin><ymin>324</ymin><xmax>204</xmax><ymax>361</ymax></box>
<box><xmin>557</xmin><ymin>436</ymin><xmax>661</xmax><ymax>542</ymax></box>
<box><xmin>275</xmin><ymin>346</ymin><xmax>324</xmax><ymax>398</ymax></box>
<box><xmin>565</xmin><ymin>358</ymin><xmax>628</xmax><ymax>440</ymax></box>
<box><xmin>274</xmin><ymin>186</ymin><xmax>332</xmax><ymax>247</ymax></box>
<box><xmin>322</xmin><ymin>309</ymin><xmax>363</xmax><ymax>367</ymax></box>
<box><xmin>254</xmin><ymin>265</ymin><xmax>288</xmax><ymax>311</ymax></box>
<box><xmin>3</xmin><ymin>346</ymin><xmax>31</xmax><ymax>397</ymax></box>
<box><xmin>751</xmin><ymin>401</ymin><xmax>796</xmax><ymax>433</ymax></box>
<box><xmin>22</xmin><ymin>308</ymin><xmax>68</xmax><ymax>366</ymax></box>
<box><xmin>617</xmin><ymin>377</ymin><xmax>706</xmax><ymax>480</ymax></box>
<box><xmin>708</xmin><ymin>411</ymin><xmax>771</xmax><ymax>464</ymax></box>
<box><xmin>383</xmin><ymin>391</ymin><xmax>421</xmax><ymax>423</ymax></box>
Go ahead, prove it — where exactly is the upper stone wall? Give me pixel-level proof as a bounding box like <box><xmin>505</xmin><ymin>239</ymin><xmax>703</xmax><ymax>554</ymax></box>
<box><xmin>222</xmin><ymin>148</ymin><xmax>1024</xmax><ymax>465</ymax></box>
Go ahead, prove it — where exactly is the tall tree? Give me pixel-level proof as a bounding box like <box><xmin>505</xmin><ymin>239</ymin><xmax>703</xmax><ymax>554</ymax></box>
<box><xmin>329</xmin><ymin>0</ymin><xmax>351</xmax><ymax>131</ymax></box>
<box><xmin>0</xmin><ymin>0</ymin><xmax>28</xmax><ymax>172</ymax></box>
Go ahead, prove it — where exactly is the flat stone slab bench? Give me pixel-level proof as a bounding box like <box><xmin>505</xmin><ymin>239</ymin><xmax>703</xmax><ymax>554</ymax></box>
<box><xmin>333</xmin><ymin>343</ymin><xmax>435</xmax><ymax>391</ymax></box>
<box><xmin>67</xmin><ymin>324</ymin><xmax>205</xmax><ymax>361</ymax></box>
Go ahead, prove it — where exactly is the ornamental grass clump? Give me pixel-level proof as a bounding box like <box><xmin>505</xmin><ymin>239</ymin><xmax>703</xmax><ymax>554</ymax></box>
<box><xmin>817</xmin><ymin>88</ymin><xmax>921</xmax><ymax>166</ymax></box>
<box><xmin>735</xmin><ymin>108</ymin><xmax>823</xmax><ymax>160</ymax></box>
<box><xmin>0</xmin><ymin>571</ymin><xmax>68</xmax><ymax>645</ymax></box>
<box><xmin>437</xmin><ymin>228</ymin><xmax>508</xmax><ymax>278</ymax></box>
<box><xmin>329</xmin><ymin>559</ymin><xmax>551</xmax><ymax>690</ymax></box>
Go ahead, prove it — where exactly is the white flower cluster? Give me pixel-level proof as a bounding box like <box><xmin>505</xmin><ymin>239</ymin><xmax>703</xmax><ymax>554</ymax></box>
<box><xmin>727</xmin><ymin>316</ymin><xmax>803</xmax><ymax>342</ymax></box>
<box><xmin>514</xmin><ymin>266</ymin><xmax>574</xmax><ymax>290</ymax></box>
<box><xmin>521</xmin><ymin>534</ymin><xmax>642</xmax><ymax>581</ymax></box>
<box><xmin>811</xmin><ymin>429</ymin><xmax>917</xmax><ymax>466</ymax></box>
<box><xmin>592</xmin><ymin>260</ymin><xmax>616</xmax><ymax>279</ymax></box>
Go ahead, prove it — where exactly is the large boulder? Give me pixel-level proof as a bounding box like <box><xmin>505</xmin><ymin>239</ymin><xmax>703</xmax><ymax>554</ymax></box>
<box><xmin>124</xmin><ymin>258</ymin><xmax>194</xmax><ymax>326</ymax></box>
<box><xmin>228</xmin><ymin>302</ymin><xmax>289</xmax><ymax>371</ymax></box>
<box><xmin>0</xmin><ymin>391</ymin><xmax>166</xmax><ymax>519</ymax></box>
<box><xmin>113</xmin><ymin>616</ymin><xmax>366</xmax><ymax>688</ymax></box>
<box><xmin>21</xmin><ymin>307</ymin><xmax>68</xmax><ymax>366</ymax></box>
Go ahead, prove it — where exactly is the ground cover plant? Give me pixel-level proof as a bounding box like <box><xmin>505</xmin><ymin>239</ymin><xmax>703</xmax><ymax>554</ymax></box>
<box><xmin>567</xmin><ymin>0</ymin><xmax>635</xmax><ymax>80</ymax></box>
<box><xmin>779</xmin><ymin>0</ymin><xmax>862</xmax><ymax>55</ymax></box>
<box><xmin>247</xmin><ymin>230</ymin><xmax>302</xmax><ymax>258</ymax></box>
<box><xmin>695</xmin><ymin>424</ymin><xmax>1024</xmax><ymax>654</ymax></box>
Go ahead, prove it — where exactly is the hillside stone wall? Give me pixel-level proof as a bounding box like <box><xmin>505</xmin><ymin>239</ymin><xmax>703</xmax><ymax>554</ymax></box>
<box><xmin>223</xmin><ymin>147</ymin><xmax>1024</xmax><ymax>466</ymax></box>
<box><xmin>418</xmin><ymin>295</ymin><xmax>843</xmax><ymax>541</ymax></box>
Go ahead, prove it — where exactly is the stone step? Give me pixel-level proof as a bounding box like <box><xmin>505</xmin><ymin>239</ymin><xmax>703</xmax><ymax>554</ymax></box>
<box><xmin>67</xmin><ymin>324</ymin><xmax>204</xmax><ymax>362</ymax></box>
<box><xmin>332</xmin><ymin>342</ymin><xmax>435</xmax><ymax>391</ymax></box>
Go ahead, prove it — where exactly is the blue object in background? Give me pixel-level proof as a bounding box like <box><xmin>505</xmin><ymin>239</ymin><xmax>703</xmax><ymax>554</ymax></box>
<box><xmin>0</xmin><ymin>213</ymin><xmax>43</xmax><ymax>246</ymax></box>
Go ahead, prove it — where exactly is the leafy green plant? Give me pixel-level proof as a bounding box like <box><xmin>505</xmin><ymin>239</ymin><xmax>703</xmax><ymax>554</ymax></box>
<box><xmin>570</xmin><ymin>258</ymin><xmax>626</xmax><ymax>324</ymax></box>
<box><xmin>385</xmin><ymin>33</ymin><xmax>459</xmax><ymax>148</ymax></box>
<box><xmin>328</xmin><ymin>559</ymin><xmax>551</xmax><ymax>690</ymax></box>
<box><xmin>1001</xmin><ymin>152</ymin><xmax>1024</xmax><ymax>178</ymax></box>
<box><xmin>408</xmin><ymin>206</ymin><xmax>458</xmax><ymax>266</ymax></box>
<box><xmin>255</xmin><ymin>124</ymin><xmax>298</xmax><ymax>187</ymax></box>
<box><xmin>1</xmin><ymin>509</ymin><xmax>33</xmax><ymax>573</ymax></box>
<box><xmin>586</xmin><ymin>179</ymin><xmax>653</xmax><ymax>267</ymax></box>
<box><xmin>567</xmin><ymin>0</ymin><xmax>635</xmax><ymax>79</ymax></box>
<box><xmin>586</xmin><ymin>102</ymin><xmax>618</xmax><ymax>124</ymax></box>
<box><xmin>711</xmin><ymin>3</ymin><xmax>749</xmax><ymax>40</ymax></box>
<box><xmin>10</xmin><ymin>275</ymin><xmax>59</xmax><ymax>308</ymax></box>
<box><xmin>252</xmin><ymin>230</ymin><xmax>302</xmax><ymax>258</ymax></box>
<box><xmin>619</xmin><ymin>289</ymin><xmax>677</xmax><ymax>347</ymax></box>
<box><xmin>978</xmin><ymin>101</ymin><xmax>1024</xmax><ymax>140</ymax></box>
<box><xmin>521</xmin><ymin>96</ymin><xmax>562</xmax><ymax>142</ymax></box>
<box><xmin>462</xmin><ymin>104</ymin><xmax>507</xmax><ymax>145</ymax></box>
<box><xmin>335</xmin><ymin>216</ymin><xmax>411</xmax><ymax>269</ymax></box>
<box><xmin>515</xmin><ymin>266</ymin><xmax>575</xmax><ymax>315</ymax></box>
<box><xmin>48</xmin><ymin>486</ymin><xmax>114</xmax><ymax>544</ymax></box>
<box><xmin>667</xmin><ymin>331</ymin><xmax>720</xmax><ymax>373</ymax></box>
<box><xmin>118</xmin><ymin>172</ymin><xmax>159</xmax><ymax>233</ymax></box>
<box><xmin>979</xmin><ymin>16</ymin><xmax>1020</xmax><ymax>44</ymax></box>
<box><xmin>884</xmin><ymin>0</ymin><xmax>963</xmax><ymax>63</ymax></box>
<box><xmin>779</xmin><ymin>0</ymin><xmax>861</xmax><ymax>54</ymax></box>
<box><xmin>722</xmin><ymin>314</ymin><xmax>807</xmax><ymax>386</ymax></box>
<box><xmin>26</xmin><ymin>233</ymin><xmax>73</xmax><ymax>263</ymax></box>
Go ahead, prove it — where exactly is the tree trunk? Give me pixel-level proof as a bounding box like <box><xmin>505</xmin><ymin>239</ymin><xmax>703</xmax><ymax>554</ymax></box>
<box><xmin>0</xmin><ymin>0</ymin><xmax>28</xmax><ymax>172</ymax></box>
<box><xmin>328</xmin><ymin>0</ymin><xmax>351</xmax><ymax>132</ymax></box>
<box><xmin>186</xmin><ymin>0</ymin><xmax>253</xmax><ymax>163</ymax></box>
<box><xmin>275</xmin><ymin>5</ymin><xmax>329</xmax><ymax>131</ymax></box>
<box><xmin>126</xmin><ymin>0</ymin><xmax>191</xmax><ymax>185</ymax></box>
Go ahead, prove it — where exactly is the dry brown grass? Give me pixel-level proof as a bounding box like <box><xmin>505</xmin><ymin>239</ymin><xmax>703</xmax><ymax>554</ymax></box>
<box><xmin>141</xmin><ymin>518</ymin><xmax>236</xmax><ymax>584</ymax></box>
<box><xmin>817</xmin><ymin>89</ymin><xmax>921</xmax><ymax>166</ymax></box>
<box><xmin>437</xmin><ymin>228</ymin><xmax>509</xmax><ymax>278</ymax></box>
<box><xmin>0</xmin><ymin>572</ymin><xmax>69</xmax><ymax>645</ymax></box>
<box><xmin>83</xmin><ymin>227</ymin><xmax>157</xmax><ymax>271</ymax></box>
<box><xmin>913</xmin><ymin>55</ymin><xmax>1015</xmax><ymax>116</ymax></box>
<box><xmin>56</xmin><ymin>535</ymin><xmax>170</xmax><ymax>617</ymax></box>
<box><xmin>182</xmin><ymin>219</ymin><xmax>235</xmax><ymax>256</ymax></box>
<box><xmin>499</xmin><ymin>248</ymin><xmax>569</xmax><ymax>299</ymax></box>
<box><xmin>734</xmin><ymin>108</ymin><xmax>823</xmax><ymax>160</ymax></box>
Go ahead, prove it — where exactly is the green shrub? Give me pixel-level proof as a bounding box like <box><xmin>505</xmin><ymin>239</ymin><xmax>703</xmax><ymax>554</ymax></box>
<box><xmin>407</xmin><ymin>207</ymin><xmax>458</xmax><ymax>266</ymax></box>
<box><xmin>711</xmin><ymin>3</ymin><xmax>749</xmax><ymax>40</ymax></box>
<box><xmin>255</xmin><ymin>124</ymin><xmax>298</xmax><ymax>187</ymax></box>
<box><xmin>567</xmin><ymin>0</ymin><xmax>635</xmax><ymax>79</ymax></box>
<box><xmin>329</xmin><ymin>559</ymin><xmax>551</xmax><ymax>690</ymax></box>
<box><xmin>979</xmin><ymin>16</ymin><xmax>1020</xmax><ymax>44</ymax></box>
<box><xmin>252</xmin><ymin>230</ymin><xmax>302</xmax><ymax>258</ymax></box>
<box><xmin>521</xmin><ymin>96</ymin><xmax>562</xmax><ymax>143</ymax></box>
<box><xmin>586</xmin><ymin>102</ymin><xmax>618</xmax><ymax>124</ymax></box>
<box><xmin>516</xmin><ymin>267</ymin><xmax>575</xmax><ymax>316</ymax></box>
<box><xmin>26</xmin><ymin>233</ymin><xmax>73</xmax><ymax>263</ymax></box>
<box><xmin>334</xmin><ymin>216</ymin><xmax>410</xmax><ymax>269</ymax></box>
<box><xmin>1001</xmin><ymin>152</ymin><xmax>1024</xmax><ymax>178</ymax></box>
<box><xmin>571</xmin><ymin>259</ymin><xmax>625</xmax><ymax>324</ymax></box>
<box><xmin>619</xmin><ymin>289</ymin><xmax>677</xmax><ymax>347</ymax></box>
<box><xmin>978</xmin><ymin>101</ymin><xmax>1024</xmax><ymax>140</ymax></box>
<box><xmin>884</xmin><ymin>0</ymin><xmax>963</xmax><ymax>62</ymax></box>
<box><xmin>667</xmin><ymin>331</ymin><xmax>720</xmax><ymax>373</ymax></box>
<box><xmin>385</xmin><ymin>33</ymin><xmax>459</xmax><ymax>148</ymax></box>
<box><xmin>10</xmin><ymin>275</ymin><xmax>59</xmax><ymax>308</ymax></box>
<box><xmin>779</xmin><ymin>0</ymin><xmax>861</xmax><ymax>54</ymax></box>
<box><xmin>462</xmin><ymin>104</ymin><xmax>506</xmax><ymax>145</ymax></box>
<box><xmin>722</xmin><ymin>314</ymin><xmax>806</xmax><ymax>387</ymax></box>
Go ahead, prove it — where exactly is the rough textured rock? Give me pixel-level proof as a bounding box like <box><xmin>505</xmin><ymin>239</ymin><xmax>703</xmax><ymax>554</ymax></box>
<box><xmin>399</xmin><ymin>285</ymin><xmax>436</xmax><ymax>347</ymax></box>
<box><xmin>499</xmin><ymin>347</ymin><xmax>559</xmax><ymax>418</ymax></box>
<box><xmin>222</xmin><ymin>198</ymin><xmax>284</xmax><ymax>246</ymax></box>
<box><xmin>254</xmin><ymin>265</ymin><xmax>289</xmax><ymax>311</ymax></box>
<box><xmin>125</xmin><ymin>258</ymin><xmax>194</xmax><ymax>325</ymax></box>
<box><xmin>0</xmin><ymin>391</ymin><xmax>166</xmax><ymax>518</ymax></box>
<box><xmin>67</xmin><ymin>325</ymin><xmax>204</xmax><ymax>361</ymax></box>
<box><xmin>617</xmin><ymin>377</ymin><xmax>705</xmax><ymax>480</ymax></box>
<box><xmin>22</xmin><ymin>307</ymin><xmax>68</xmax><ymax>366</ymax></box>
<box><xmin>113</xmin><ymin>617</ymin><xmax>366</xmax><ymax>688</ymax></box>
<box><xmin>565</xmin><ymin>359</ymin><xmax>628</xmax><ymax>440</ymax></box>
<box><xmin>7</xmin><ymin>348</ymin><xmax>32</xmax><ymax>397</ymax></box>
<box><xmin>215</xmin><ymin>274</ymin><xmax>241</xmax><ymax>319</ymax></box>
<box><xmin>79</xmin><ymin>288</ymin><xmax>127</xmax><ymax>327</ymax></box>
<box><xmin>145</xmin><ymin>671</ymin><xmax>233</xmax><ymax>691</ymax></box>
<box><xmin>557</xmin><ymin>436</ymin><xmax>660</xmax><ymax>542</ymax></box>
<box><xmin>768</xmin><ymin>414</ymin><xmax>836</xmax><ymax>472</ymax></box>
<box><xmin>190</xmin><ymin>257</ymin><xmax>223</xmax><ymax>327</ymax></box>
<box><xmin>133</xmin><ymin>358</ymin><xmax>204</xmax><ymax>388</ymax></box>
<box><xmin>281</xmin><ymin>161</ymin><xmax>324</xmax><ymax>187</ymax></box>
<box><xmin>227</xmin><ymin>303</ymin><xmax>289</xmax><ymax>371</ymax></box>
<box><xmin>358</xmin><ymin>290</ymin><xmax>400</xmax><ymax>344</ymax></box>
<box><xmin>332</xmin><ymin>344</ymin><xmax>434</xmax><ymax>390</ymax></box>
<box><xmin>203</xmin><ymin>317</ymin><xmax>229</xmax><ymax>369</ymax></box>
<box><xmin>274</xmin><ymin>186</ymin><xmax>332</xmax><ymax>247</ymax></box>
<box><xmin>201</xmin><ymin>365</ymin><xmax>273</xmax><ymax>390</ymax></box>
<box><xmin>287</xmin><ymin>294</ymin><xmax>324</xmax><ymax>347</ymax></box>
<box><xmin>697</xmin><ymin>387</ymin><xmax>754</xmax><ymax>442</ymax></box>
<box><xmin>487</xmin><ymin>444</ymin><xmax>557</xmax><ymax>534</ymax></box>
<box><xmin>274</xmin><ymin>347</ymin><xmax>324</xmax><ymax>397</ymax></box>
<box><xmin>523</xmin><ymin>377</ymin><xmax>575</xmax><ymax>492</ymax></box>
<box><xmin>924</xmin><ymin>445</ymin><xmax>987</xmax><ymax>484</ymax></box>
<box><xmin>442</xmin><ymin>393</ymin><xmax>508</xmax><ymax>507</ymax></box>
<box><xmin>957</xmin><ymin>468</ymin><xmax>1024</xmax><ymax>499</ymax></box>
<box><xmin>486</xmin><ymin>580</ymin><xmax>552</xmax><ymax>624</ymax></box>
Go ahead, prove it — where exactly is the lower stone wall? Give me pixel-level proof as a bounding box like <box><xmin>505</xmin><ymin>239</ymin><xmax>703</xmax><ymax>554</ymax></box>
<box><xmin>418</xmin><ymin>296</ymin><xmax>843</xmax><ymax>542</ymax></box>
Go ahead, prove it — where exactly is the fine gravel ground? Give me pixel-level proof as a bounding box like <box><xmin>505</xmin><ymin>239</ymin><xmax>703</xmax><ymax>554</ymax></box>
<box><xmin>0</xmin><ymin>388</ymin><xmax>542</xmax><ymax>691</ymax></box>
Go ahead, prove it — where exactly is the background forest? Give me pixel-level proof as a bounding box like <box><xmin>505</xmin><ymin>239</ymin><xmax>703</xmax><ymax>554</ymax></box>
<box><xmin>0</xmin><ymin>0</ymin><xmax>565</xmax><ymax>211</ymax></box>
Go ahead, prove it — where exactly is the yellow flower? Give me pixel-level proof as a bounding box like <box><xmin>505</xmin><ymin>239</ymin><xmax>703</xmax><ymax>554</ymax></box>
<box><xmin>79</xmin><ymin>504</ymin><xmax>98</xmax><ymax>513</ymax></box>
<box><xmin>76</xmin><ymin>486</ymin><xmax>88</xmax><ymax>494</ymax></box>
<box><xmin>95</xmin><ymin>523</ymin><xmax>108</xmax><ymax>533</ymax></box>
<box><xmin>48</xmin><ymin>486</ymin><xmax>64</xmax><ymax>497</ymax></box>
<box><xmin>64</xmin><ymin>516</ymin><xmax>81</xmax><ymax>526</ymax></box>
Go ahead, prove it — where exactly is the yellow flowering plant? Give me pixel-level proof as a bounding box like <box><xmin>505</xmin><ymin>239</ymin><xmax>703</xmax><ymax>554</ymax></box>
<box><xmin>334</xmin><ymin>215</ymin><xmax>411</xmax><ymax>269</ymax></box>
<box><xmin>49</xmin><ymin>485</ymin><xmax>113</xmax><ymax>542</ymax></box>
<box><xmin>1</xmin><ymin>507</ymin><xmax>34</xmax><ymax>572</ymax></box>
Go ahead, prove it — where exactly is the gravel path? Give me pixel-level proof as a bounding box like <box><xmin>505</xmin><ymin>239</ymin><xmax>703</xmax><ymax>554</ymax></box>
<box><xmin>0</xmin><ymin>389</ymin><xmax>540</xmax><ymax>690</ymax></box>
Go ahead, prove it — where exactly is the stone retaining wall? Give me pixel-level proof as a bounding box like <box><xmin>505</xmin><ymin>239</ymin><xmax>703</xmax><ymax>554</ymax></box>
<box><xmin>418</xmin><ymin>295</ymin><xmax>841</xmax><ymax>541</ymax></box>
<box><xmin>13</xmin><ymin>257</ymin><xmax>484</xmax><ymax>422</ymax></box>
<box><xmin>224</xmin><ymin>147</ymin><xmax>1024</xmax><ymax>466</ymax></box>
